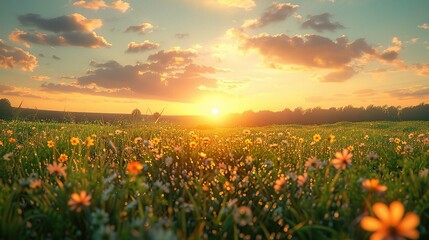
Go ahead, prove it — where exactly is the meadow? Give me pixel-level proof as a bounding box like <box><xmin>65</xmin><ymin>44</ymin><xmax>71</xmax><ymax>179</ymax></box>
<box><xmin>0</xmin><ymin>120</ymin><xmax>428</xmax><ymax>239</ymax></box>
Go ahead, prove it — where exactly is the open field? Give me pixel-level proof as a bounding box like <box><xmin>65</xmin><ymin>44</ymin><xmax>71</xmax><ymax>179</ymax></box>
<box><xmin>1</xmin><ymin>120</ymin><xmax>428</xmax><ymax>239</ymax></box>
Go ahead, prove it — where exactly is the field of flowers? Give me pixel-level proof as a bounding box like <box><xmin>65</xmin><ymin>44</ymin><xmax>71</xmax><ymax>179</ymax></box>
<box><xmin>0</xmin><ymin>120</ymin><xmax>428</xmax><ymax>239</ymax></box>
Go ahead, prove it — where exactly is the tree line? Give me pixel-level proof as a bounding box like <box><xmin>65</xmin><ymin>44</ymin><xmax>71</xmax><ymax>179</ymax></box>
<box><xmin>225</xmin><ymin>103</ymin><xmax>429</xmax><ymax>126</ymax></box>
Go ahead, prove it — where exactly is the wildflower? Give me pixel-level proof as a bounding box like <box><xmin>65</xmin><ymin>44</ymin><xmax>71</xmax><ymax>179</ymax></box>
<box><xmin>328</xmin><ymin>134</ymin><xmax>336</xmax><ymax>143</ymax></box>
<box><xmin>70</xmin><ymin>137</ymin><xmax>80</xmax><ymax>146</ymax></box>
<box><xmin>85</xmin><ymin>137</ymin><xmax>94</xmax><ymax>147</ymax></box>
<box><xmin>133</xmin><ymin>137</ymin><xmax>143</xmax><ymax>144</ymax></box>
<box><xmin>305</xmin><ymin>156</ymin><xmax>322</xmax><ymax>169</ymax></box>
<box><xmin>243</xmin><ymin>129</ymin><xmax>251</xmax><ymax>135</ymax></box>
<box><xmin>151</xmin><ymin>137</ymin><xmax>160</xmax><ymax>145</ymax></box>
<box><xmin>424</xmin><ymin>138</ymin><xmax>429</xmax><ymax>145</ymax></box>
<box><xmin>298</xmin><ymin>138</ymin><xmax>304</xmax><ymax>143</ymax></box>
<box><xmin>30</xmin><ymin>179</ymin><xmax>42</xmax><ymax>189</ymax></box>
<box><xmin>47</xmin><ymin>162</ymin><xmax>67</xmax><ymax>177</ymax></box>
<box><xmin>244</xmin><ymin>139</ymin><xmax>252</xmax><ymax>145</ymax></box>
<box><xmin>114</xmin><ymin>130</ymin><xmax>122</xmax><ymax>135</ymax></box>
<box><xmin>403</xmin><ymin>145</ymin><xmax>414</xmax><ymax>153</ymax></box>
<box><xmin>68</xmin><ymin>191</ymin><xmax>92</xmax><ymax>212</ymax></box>
<box><xmin>254</xmin><ymin>137</ymin><xmax>262</xmax><ymax>144</ymax></box>
<box><xmin>189</xmin><ymin>141</ymin><xmax>197</xmax><ymax>148</ymax></box>
<box><xmin>245</xmin><ymin>156</ymin><xmax>253</xmax><ymax>165</ymax></box>
<box><xmin>58</xmin><ymin>153</ymin><xmax>69</xmax><ymax>163</ymax></box>
<box><xmin>202</xmin><ymin>137</ymin><xmax>210</xmax><ymax>144</ymax></box>
<box><xmin>0</xmin><ymin>140</ymin><xmax>3</xmax><ymax>146</ymax></box>
<box><xmin>361</xmin><ymin>179</ymin><xmax>387</xmax><ymax>193</ymax></box>
<box><xmin>6</xmin><ymin>130</ymin><xmax>13</xmax><ymax>135</ymax></box>
<box><xmin>394</xmin><ymin>138</ymin><xmax>401</xmax><ymax>144</ymax></box>
<box><xmin>233</xmin><ymin>206</ymin><xmax>253</xmax><ymax>226</ymax></box>
<box><xmin>3</xmin><ymin>152</ymin><xmax>13</xmax><ymax>161</ymax></box>
<box><xmin>360</xmin><ymin>201</ymin><xmax>420</xmax><ymax>240</ymax></box>
<box><xmin>47</xmin><ymin>140</ymin><xmax>55</xmax><ymax>148</ymax></box>
<box><xmin>366</xmin><ymin>151</ymin><xmax>379</xmax><ymax>161</ymax></box>
<box><xmin>347</xmin><ymin>145</ymin><xmax>354</xmax><ymax>151</ymax></box>
<box><xmin>313</xmin><ymin>134</ymin><xmax>321</xmax><ymax>142</ymax></box>
<box><xmin>408</xmin><ymin>133</ymin><xmax>414</xmax><ymax>139</ymax></box>
<box><xmin>127</xmin><ymin>161</ymin><xmax>143</xmax><ymax>175</ymax></box>
<box><xmin>198</xmin><ymin>152</ymin><xmax>207</xmax><ymax>158</ymax></box>
<box><xmin>396</xmin><ymin>145</ymin><xmax>402</xmax><ymax>152</ymax></box>
<box><xmin>297</xmin><ymin>173</ymin><xmax>308</xmax><ymax>187</ymax></box>
<box><xmin>331</xmin><ymin>149</ymin><xmax>352</xmax><ymax>170</ymax></box>
<box><xmin>9</xmin><ymin>138</ymin><xmax>16</xmax><ymax>143</ymax></box>
<box><xmin>223</xmin><ymin>181</ymin><xmax>235</xmax><ymax>193</ymax></box>
<box><xmin>274</xmin><ymin>177</ymin><xmax>287</xmax><ymax>191</ymax></box>
<box><xmin>364</xmin><ymin>135</ymin><xmax>370</xmax><ymax>140</ymax></box>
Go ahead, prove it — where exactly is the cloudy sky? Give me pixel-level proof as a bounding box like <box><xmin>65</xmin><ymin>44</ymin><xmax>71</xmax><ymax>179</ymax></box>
<box><xmin>1</xmin><ymin>0</ymin><xmax>429</xmax><ymax>115</ymax></box>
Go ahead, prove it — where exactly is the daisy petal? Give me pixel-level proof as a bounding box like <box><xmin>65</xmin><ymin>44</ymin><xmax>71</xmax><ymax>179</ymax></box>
<box><xmin>360</xmin><ymin>216</ymin><xmax>383</xmax><ymax>231</ymax></box>
<box><xmin>373</xmin><ymin>202</ymin><xmax>391</xmax><ymax>224</ymax></box>
<box><xmin>397</xmin><ymin>212</ymin><xmax>420</xmax><ymax>233</ymax></box>
<box><xmin>390</xmin><ymin>201</ymin><xmax>404</xmax><ymax>226</ymax></box>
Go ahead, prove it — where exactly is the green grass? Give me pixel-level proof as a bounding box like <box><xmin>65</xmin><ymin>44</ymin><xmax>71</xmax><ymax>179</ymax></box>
<box><xmin>0</xmin><ymin>120</ymin><xmax>428</xmax><ymax>239</ymax></box>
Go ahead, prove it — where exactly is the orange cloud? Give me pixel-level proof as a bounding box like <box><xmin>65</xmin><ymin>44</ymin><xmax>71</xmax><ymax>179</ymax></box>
<box><xmin>18</xmin><ymin>13</ymin><xmax>102</xmax><ymax>32</ymax></box>
<box><xmin>73</xmin><ymin>0</ymin><xmax>130</xmax><ymax>13</ymax></box>
<box><xmin>0</xmin><ymin>39</ymin><xmax>37</xmax><ymax>71</ymax></box>
<box><xmin>126</xmin><ymin>41</ymin><xmax>159</xmax><ymax>53</ymax></box>
<box><xmin>41</xmin><ymin>48</ymin><xmax>224</xmax><ymax>102</ymax></box>
<box><xmin>10</xmin><ymin>13</ymin><xmax>110</xmax><ymax>48</ymax></box>
<box><xmin>232</xmin><ymin>29</ymin><xmax>376</xmax><ymax>69</ymax></box>
<box><xmin>217</xmin><ymin>0</ymin><xmax>255</xmax><ymax>10</ymax></box>
<box><xmin>301</xmin><ymin>13</ymin><xmax>344</xmax><ymax>32</ymax></box>
<box><xmin>125</xmin><ymin>23</ymin><xmax>154</xmax><ymax>34</ymax></box>
<box><xmin>9</xmin><ymin>30</ymin><xmax>111</xmax><ymax>48</ymax></box>
<box><xmin>242</xmin><ymin>2</ymin><xmax>298</xmax><ymax>28</ymax></box>
<box><xmin>31</xmin><ymin>75</ymin><xmax>50</xmax><ymax>81</ymax></box>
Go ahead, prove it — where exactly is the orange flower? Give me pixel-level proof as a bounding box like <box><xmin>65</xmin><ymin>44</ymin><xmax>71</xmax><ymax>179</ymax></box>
<box><xmin>0</xmin><ymin>140</ymin><xmax>3</xmax><ymax>146</ymax></box>
<box><xmin>30</xmin><ymin>179</ymin><xmax>42</xmax><ymax>189</ymax></box>
<box><xmin>127</xmin><ymin>161</ymin><xmax>143</xmax><ymax>175</ymax></box>
<box><xmin>223</xmin><ymin>181</ymin><xmax>235</xmax><ymax>193</ymax></box>
<box><xmin>361</xmin><ymin>201</ymin><xmax>420</xmax><ymax>240</ymax></box>
<box><xmin>362</xmin><ymin>179</ymin><xmax>387</xmax><ymax>193</ymax></box>
<box><xmin>328</xmin><ymin>134</ymin><xmax>336</xmax><ymax>143</ymax></box>
<box><xmin>58</xmin><ymin>153</ymin><xmax>68</xmax><ymax>163</ymax></box>
<box><xmin>85</xmin><ymin>137</ymin><xmax>94</xmax><ymax>147</ymax></box>
<box><xmin>331</xmin><ymin>149</ymin><xmax>352</xmax><ymax>169</ymax></box>
<box><xmin>9</xmin><ymin>138</ymin><xmax>17</xmax><ymax>143</ymax></box>
<box><xmin>47</xmin><ymin>140</ymin><xmax>55</xmax><ymax>148</ymax></box>
<box><xmin>70</xmin><ymin>137</ymin><xmax>80</xmax><ymax>146</ymax></box>
<box><xmin>189</xmin><ymin>141</ymin><xmax>197</xmax><ymax>148</ymax></box>
<box><xmin>297</xmin><ymin>173</ymin><xmax>308</xmax><ymax>187</ymax></box>
<box><xmin>313</xmin><ymin>134</ymin><xmax>321</xmax><ymax>142</ymax></box>
<box><xmin>68</xmin><ymin>191</ymin><xmax>92</xmax><ymax>212</ymax></box>
<box><xmin>47</xmin><ymin>162</ymin><xmax>67</xmax><ymax>177</ymax></box>
<box><xmin>274</xmin><ymin>177</ymin><xmax>287</xmax><ymax>191</ymax></box>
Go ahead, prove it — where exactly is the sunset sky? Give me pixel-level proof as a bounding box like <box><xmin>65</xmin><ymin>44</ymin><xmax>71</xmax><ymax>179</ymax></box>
<box><xmin>1</xmin><ymin>0</ymin><xmax>429</xmax><ymax>116</ymax></box>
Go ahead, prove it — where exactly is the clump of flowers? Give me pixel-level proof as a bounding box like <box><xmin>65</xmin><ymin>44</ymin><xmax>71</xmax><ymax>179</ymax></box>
<box><xmin>68</xmin><ymin>191</ymin><xmax>92</xmax><ymax>212</ymax></box>
<box><xmin>274</xmin><ymin>176</ymin><xmax>287</xmax><ymax>191</ymax></box>
<box><xmin>360</xmin><ymin>201</ymin><xmax>420</xmax><ymax>240</ymax></box>
<box><xmin>305</xmin><ymin>156</ymin><xmax>322</xmax><ymax>169</ymax></box>
<box><xmin>331</xmin><ymin>149</ymin><xmax>353</xmax><ymax>169</ymax></box>
<box><xmin>297</xmin><ymin>173</ymin><xmax>308</xmax><ymax>187</ymax></box>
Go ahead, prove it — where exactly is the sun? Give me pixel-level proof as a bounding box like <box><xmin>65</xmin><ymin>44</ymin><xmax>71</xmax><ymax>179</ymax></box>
<box><xmin>211</xmin><ymin>107</ymin><xmax>220</xmax><ymax>116</ymax></box>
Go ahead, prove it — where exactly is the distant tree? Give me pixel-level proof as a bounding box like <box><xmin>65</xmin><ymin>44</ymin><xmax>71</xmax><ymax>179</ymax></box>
<box><xmin>153</xmin><ymin>112</ymin><xmax>161</xmax><ymax>122</ymax></box>
<box><xmin>131</xmin><ymin>108</ymin><xmax>142</xmax><ymax>121</ymax></box>
<box><xmin>0</xmin><ymin>98</ymin><xmax>13</xmax><ymax>120</ymax></box>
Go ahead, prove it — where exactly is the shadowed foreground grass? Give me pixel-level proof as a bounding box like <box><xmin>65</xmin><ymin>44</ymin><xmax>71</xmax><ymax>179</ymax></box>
<box><xmin>0</xmin><ymin>120</ymin><xmax>428</xmax><ymax>239</ymax></box>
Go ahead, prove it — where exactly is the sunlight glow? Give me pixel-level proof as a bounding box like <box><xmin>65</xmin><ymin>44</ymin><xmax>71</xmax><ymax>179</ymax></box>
<box><xmin>211</xmin><ymin>107</ymin><xmax>220</xmax><ymax>116</ymax></box>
